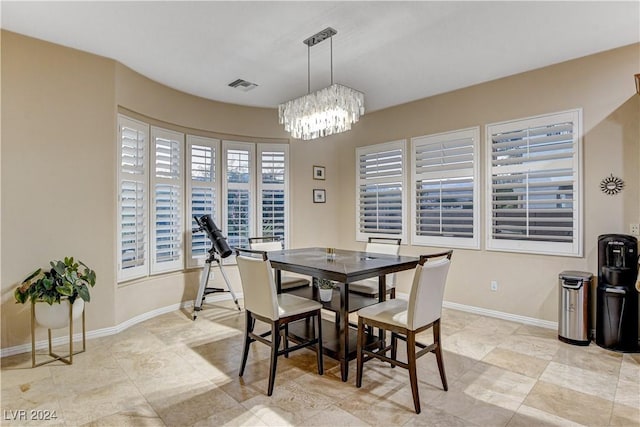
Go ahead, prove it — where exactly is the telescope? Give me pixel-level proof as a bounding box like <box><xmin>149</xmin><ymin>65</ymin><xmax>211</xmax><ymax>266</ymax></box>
<box><xmin>193</xmin><ymin>214</ymin><xmax>232</xmax><ymax>258</ymax></box>
<box><xmin>191</xmin><ymin>214</ymin><xmax>240</xmax><ymax>319</ymax></box>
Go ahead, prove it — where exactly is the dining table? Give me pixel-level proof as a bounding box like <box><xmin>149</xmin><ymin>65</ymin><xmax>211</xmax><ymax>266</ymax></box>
<box><xmin>267</xmin><ymin>247</ymin><xmax>420</xmax><ymax>381</ymax></box>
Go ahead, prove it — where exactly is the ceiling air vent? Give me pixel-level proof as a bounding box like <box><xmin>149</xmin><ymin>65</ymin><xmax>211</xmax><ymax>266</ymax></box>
<box><xmin>228</xmin><ymin>79</ymin><xmax>258</xmax><ymax>92</ymax></box>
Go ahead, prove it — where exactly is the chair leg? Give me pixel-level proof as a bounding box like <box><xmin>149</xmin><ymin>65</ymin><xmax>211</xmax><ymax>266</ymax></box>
<box><xmin>407</xmin><ymin>331</ymin><xmax>421</xmax><ymax>414</ymax></box>
<box><xmin>267</xmin><ymin>321</ymin><xmax>281</xmax><ymax>396</ymax></box>
<box><xmin>390</xmin><ymin>332</ymin><xmax>398</xmax><ymax>369</ymax></box>
<box><xmin>433</xmin><ymin>319</ymin><xmax>448</xmax><ymax>391</ymax></box>
<box><xmin>390</xmin><ymin>287</ymin><xmax>396</xmax><ymax>299</ymax></box>
<box><xmin>283</xmin><ymin>324</ymin><xmax>289</xmax><ymax>358</ymax></box>
<box><xmin>239</xmin><ymin>310</ymin><xmax>253</xmax><ymax>377</ymax></box>
<box><xmin>315</xmin><ymin>310</ymin><xmax>324</xmax><ymax>375</ymax></box>
<box><xmin>356</xmin><ymin>317</ymin><xmax>365</xmax><ymax>388</ymax></box>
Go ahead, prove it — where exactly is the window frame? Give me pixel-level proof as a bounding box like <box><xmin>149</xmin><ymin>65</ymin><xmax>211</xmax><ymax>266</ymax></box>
<box><xmin>257</xmin><ymin>144</ymin><xmax>290</xmax><ymax>249</ymax></box>
<box><xmin>150</xmin><ymin>126</ymin><xmax>185</xmax><ymax>274</ymax></box>
<box><xmin>355</xmin><ymin>139</ymin><xmax>408</xmax><ymax>243</ymax></box>
<box><xmin>117</xmin><ymin>115</ymin><xmax>149</xmax><ymax>282</ymax></box>
<box><xmin>485</xmin><ymin>109</ymin><xmax>583</xmax><ymax>257</ymax></box>
<box><xmin>410</xmin><ymin>127</ymin><xmax>481</xmax><ymax>249</ymax></box>
<box><xmin>185</xmin><ymin>135</ymin><xmax>221</xmax><ymax>268</ymax></box>
<box><xmin>222</xmin><ymin>141</ymin><xmax>256</xmax><ymax>258</ymax></box>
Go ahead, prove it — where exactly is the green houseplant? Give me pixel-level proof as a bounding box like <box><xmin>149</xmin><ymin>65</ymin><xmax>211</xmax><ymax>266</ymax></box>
<box><xmin>15</xmin><ymin>257</ymin><xmax>96</xmax><ymax>306</ymax></box>
<box><xmin>317</xmin><ymin>278</ymin><xmax>335</xmax><ymax>302</ymax></box>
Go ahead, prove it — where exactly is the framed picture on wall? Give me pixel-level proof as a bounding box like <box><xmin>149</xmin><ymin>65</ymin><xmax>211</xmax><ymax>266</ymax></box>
<box><xmin>313</xmin><ymin>165</ymin><xmax>326</xmax><ymax>180</ymax></box>
<box><xmin>313</xmin><ymin>189</ymin><xmax>326</xmax><ymax>203</ymax></box>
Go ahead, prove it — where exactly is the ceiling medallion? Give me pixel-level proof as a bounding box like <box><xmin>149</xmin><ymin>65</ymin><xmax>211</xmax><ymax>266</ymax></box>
<box><xmin>600</xmin><ymin>174</ymin><xmax>624</xmax><ymax>195</ymax></box>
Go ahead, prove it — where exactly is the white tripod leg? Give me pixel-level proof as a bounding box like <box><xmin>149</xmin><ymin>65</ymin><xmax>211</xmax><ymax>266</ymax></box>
<box><xmin>193</xmin><ymin>261</ymin><xmax>212</xmax><ymax>320</ymax></box>
<box><xmin>215</xmin><ymin>258</ymin><xmax>241</xmax><ymax>311</ymax></box>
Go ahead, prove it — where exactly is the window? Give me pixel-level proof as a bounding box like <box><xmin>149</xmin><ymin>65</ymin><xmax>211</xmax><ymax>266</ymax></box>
<box><xmin>486</xmin><ymin>109</ymin><xmax>582</xmax><ymax>256</ymax></box>
<box><xmin>356</xmin><ymin>140</ymin><xmax>407</xmax><ymax>242</ymax></box>
<box><xmin>411</xmin><ymin>127</ymin><xmax>480</xmax><ymax>249</ymax></box>
<box><xmin>223</xmin><ymin>141</ymin><xmax>255</xmax><ymax>250</ymax></box>
<box><xmin>186</xmin><ymin>135</ymin><xmax>220</xmax><ymax>268</ymax></box>
<box><xmin>117</xmin><ymin>114</ymin><xmax>289</xmax><ymax>281</ymax></box>
<box><xmin>117</xmin><ymin>115</ymin><xmax>149</xmax><ymax>281</ymax></box>
<box><xmin>150</xmin><ymin>127</ymin><xmax>184</xmax><ymax>273</ymax></box>
<box><xmin>258</xmin><ymin>145</ymin><xmax>289</xmax><ymax>246</ymax></box>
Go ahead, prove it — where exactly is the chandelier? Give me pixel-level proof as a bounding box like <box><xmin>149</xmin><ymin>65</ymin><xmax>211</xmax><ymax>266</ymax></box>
<box><xmin>278</xmin><ymin>27</ymin><xmax>365</xmax><ymax>141</ymax></box>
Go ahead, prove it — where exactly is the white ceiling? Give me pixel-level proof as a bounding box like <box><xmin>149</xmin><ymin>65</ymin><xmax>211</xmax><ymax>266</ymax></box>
<box><xmin>2</xmin><ymin>1</ymin><xmax>639</xmax><ymax>112</ymax></box>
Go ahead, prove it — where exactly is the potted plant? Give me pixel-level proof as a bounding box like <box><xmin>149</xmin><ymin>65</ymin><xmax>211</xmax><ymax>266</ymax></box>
<box><xmin>317</xmin><ymin>278</ymin><xmax>335</xmax><ymax>302</ymax></box>
<box><xmin>15</xmin><ymin>257</ymin><xmax>96</xmax><ymax>329</ymax></box>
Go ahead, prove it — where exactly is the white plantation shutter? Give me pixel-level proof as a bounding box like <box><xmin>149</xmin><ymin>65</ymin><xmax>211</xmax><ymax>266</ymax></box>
<box><xmin>356</xmin><ymin>140</ymin><xmax>407</xmax><ymax>242</ymax></box>
<box><xmin>186</xmin><ymin>136</ymin><xmax>220</xmax><ymax>268</ymax></box>
<box><xmin>151</xmin><ymin>126</ymin><xmax>184</xmax><ymax>273</ymax></box>
<box><xmin>258</xmin><ymin>145</ymin><xmax>288</xmax><ymax>246</ymax></box>
<box><xmin>117</xmin><ymin>115</ymin><xmax>149</xmax><ymax>281</ymax></box>
<box><xmin>411</xmin><ymin>128</ymin><xmax>480</xmax><ymax>249</ymax></box>
<box><xmin>223</xmin><ymin>142</ymin><xmax>255</xmax><ymax>252</ymax></box>
<box><xmin>486</xmin><ymin>109</ymin><xmax>582</xmax><ymax>256</ymax></box>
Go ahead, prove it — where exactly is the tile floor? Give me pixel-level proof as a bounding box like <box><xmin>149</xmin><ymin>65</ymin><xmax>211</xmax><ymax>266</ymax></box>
<box><xmin>1</xmin><ymin>301</ymin><xmax>638</xmax><ymax>426</ymax></box>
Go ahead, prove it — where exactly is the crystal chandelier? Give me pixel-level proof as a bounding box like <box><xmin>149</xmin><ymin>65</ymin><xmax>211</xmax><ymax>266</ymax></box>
<box><xmin>278</xmin><ymin>27</ymin><xmax>365</xmax><ymax>141</ymax></box>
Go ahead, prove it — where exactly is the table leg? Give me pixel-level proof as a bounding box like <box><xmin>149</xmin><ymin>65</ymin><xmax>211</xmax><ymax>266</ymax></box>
<box><xmin>275</xmin><ymin>269</ymin><xmax>282</xmax><ymax>294</ymax></box>
<box><xmin>340</xmin><ymin>282</ymin><xmax>350</xmax><ymax>382</ymax></box>
<box><xmin>378</xmin><ymin>276</ymin><xmax>387</xmax><ymax>348</ymax></box>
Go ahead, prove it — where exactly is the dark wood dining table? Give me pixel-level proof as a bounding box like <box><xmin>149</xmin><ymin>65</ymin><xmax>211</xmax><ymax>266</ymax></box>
<box><xmin>267</xmin><ymin>247</ymin><xmax>420</xmax><ymax>381</ymax></box>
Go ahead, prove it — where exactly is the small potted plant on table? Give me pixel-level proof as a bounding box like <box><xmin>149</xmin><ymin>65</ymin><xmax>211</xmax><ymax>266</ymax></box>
<box><xmin>317</xmin><ymin>278</ymin><xmax>335</xmax><ymax>302</ymax></box>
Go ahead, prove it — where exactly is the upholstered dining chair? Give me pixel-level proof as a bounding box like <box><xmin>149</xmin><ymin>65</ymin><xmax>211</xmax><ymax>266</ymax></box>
<box><xmin>249</xmin><ymin>236</ymin><xmax>310</xmax><ymax>292</ymax></box>
<box><xmin>349</xmin><ymin>237</ymin><xmax>401</xmax><ymax>298</ymax></box>
<box><xmin>355</xmin><ymin>250</ymin><xmax>453</xmax><ymax>414</ymax></box>
<box><xmin>236</xmin><ymin>248</ymin><xmax>324</xmax><ymax>396</ymax></box>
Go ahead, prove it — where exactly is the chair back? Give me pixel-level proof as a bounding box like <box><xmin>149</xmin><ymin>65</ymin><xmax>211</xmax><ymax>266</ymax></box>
<box><xmin>406</xmin><ymin>251</ymin><xmax>453</xmax><ymax>330</ymax></box>
<box><xmin>249</xmin><ymin>237</ymin><xmax>283</xmax><ymax>252</ymax></box>
<box><xmin>365</xmin><ymin>238</ymin><xmax>401</xmax><ymax>285</ymax></box>
<box><xmin>236</xmin><ymin>249</ymin><xmax>280</xmax><ymax>320</ymax></box>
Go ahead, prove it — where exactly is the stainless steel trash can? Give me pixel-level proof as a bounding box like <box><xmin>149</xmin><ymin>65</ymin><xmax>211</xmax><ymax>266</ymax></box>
<box><xmin>558</xmin><ymin>271</ymin><xmax>593</xmax><ymax>345</ymax></box>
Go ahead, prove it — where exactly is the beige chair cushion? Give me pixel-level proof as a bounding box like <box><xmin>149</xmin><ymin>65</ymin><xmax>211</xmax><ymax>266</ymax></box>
<box><xmin>249</xmin><ymin>240</ymin><xmax>310</xmax><ymax>290</ymax></box>
<box><xmin>357</xmin><ymin>299</ymin><xmax>408</xmax><ymax>329</ymax></box>
<box><xmin>236</xmin><ymin>255</ymin><xmax>279</xmax><ymax>320</ymax></box>
<box><xmin>350</xmin><ymin>240</ymin><xmax>400</xmax><ymax>295</ymax></box>
<box><xmin>250</xmin><ymin>241</ymin><xmax>282</xmax><ymax>252</ymax></box>
<box><xmin>357</xmin><ymin>257</ymin><xmax>451</xmax><ymax>331</ymax></box>
<box><xmin>277</xmin><ymin>293</ymin><xmax>322</xmax><ymax>317</ymax></box>
<box><xmin>280</xmin><ymin>275</ymin><xmax>310</xmax><ymax>290</ymax></box>
<box><xmin>349</xmin><ymin>279</ymin><xmax>393</xmax><ymax>294</ymax></box>
<box><xmin>407</xmin><ymin>258</ymin><xmax>450</xmax><ymax>330</ymax></box>
<box><xmin>237</xmin><ymin>254</ymin><xmax>319</xmax><ymax>321</ymax></box>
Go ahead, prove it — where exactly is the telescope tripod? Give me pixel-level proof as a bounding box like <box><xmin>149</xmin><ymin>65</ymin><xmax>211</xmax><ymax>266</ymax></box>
<box><xmin>193</xmin><ymin>249</ymin><xmax>241</xmax><ymax>320</ymax></box>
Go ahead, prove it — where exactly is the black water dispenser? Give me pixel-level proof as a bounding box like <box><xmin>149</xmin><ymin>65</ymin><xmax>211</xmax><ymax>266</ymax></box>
<box><xmin>596</xmin><ymin>234</ymin><xmax>639</xmax><ymax>352</ymax></box>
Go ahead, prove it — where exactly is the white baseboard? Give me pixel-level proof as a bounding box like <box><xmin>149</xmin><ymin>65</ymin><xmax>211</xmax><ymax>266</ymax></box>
<box><xmin>3</xmin><ymin>292</ymin><xmax>556</xmax><ymax>358</ymax></box>
<box><xmin>394</xmin><ymin>292</ymin><xmax>558</xmax><ymax>330</ymax></box>
<box><xmin>442</xmin><ymin>300</ymin><xmax>557</xmax><ymax>330</ymax></box>
<box><xmin>0</xmin><ymin>292</ymin><xmax>242</xmax><ymax>358</ymax></box>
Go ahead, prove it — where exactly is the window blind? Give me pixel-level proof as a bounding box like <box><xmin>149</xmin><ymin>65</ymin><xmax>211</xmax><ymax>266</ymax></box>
<box><xmin>224</xmin><ymin>143</ymin><xmax>255</xmax><ymax>252</ymax></box>
<box><xmin>356</xmin><ymin>141</ymin><xmax>406</xmax><ymax>241</ymax></box>
<box><xmin>259</xmin><ymin>148</ymin><xmax>287</xmax><ymax>243</ymax></box>
<box><xmin>187</xmin><ymin>137</ymin><xmax>219</xmax><ymax>266</ymax></box>
<box><xmin>487</xmin><ymin>110</ymin><xmax>582</xmax><ymax>256</ymax></box>
<box><xmin>117</xmin><ymin>115</ymin><xmax>148</xmax><ymax>281</ymax></box>
<box><xmin>151</xmin><ymin>127</ymin><xmax>184</xmax><ymax>273</ymax></box>
<box><xmin>411</xmin><ymin>128</ymin><xmax>479</xmax><ymax>248</ymax></box>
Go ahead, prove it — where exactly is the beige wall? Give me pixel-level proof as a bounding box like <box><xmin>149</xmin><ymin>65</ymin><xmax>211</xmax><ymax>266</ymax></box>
<box><xmin>1</xmin><ymin>31</ymin><xmax>117</xmax><ymax>347</ymax></box>
<box><xmin>1</xmin><ymin>29</ymin><xmax>638</xmax><ymax>351</ymax></box>
<box><xmin>333</xmin><ymin>43</ymin><xmax>640</xmax><ymax>321</ymax></box>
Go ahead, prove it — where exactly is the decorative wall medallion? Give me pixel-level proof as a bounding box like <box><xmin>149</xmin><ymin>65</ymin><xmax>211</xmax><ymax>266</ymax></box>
<box><xmin>600</xmin><ymin>174</ymin><xmax>624</xmax><ymax>195</ymax></box>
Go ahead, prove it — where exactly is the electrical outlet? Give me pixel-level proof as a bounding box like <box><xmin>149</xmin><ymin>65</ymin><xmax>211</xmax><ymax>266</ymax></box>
<box><xmin>490</xmin><ymin>281</ymin><xmax>498</xmax><ymax>291</ymax></box>
<box><xmin>630</xmin><ymin>224</ymin><xmax>640</xmax><ymax>236</ymax></box>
